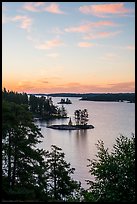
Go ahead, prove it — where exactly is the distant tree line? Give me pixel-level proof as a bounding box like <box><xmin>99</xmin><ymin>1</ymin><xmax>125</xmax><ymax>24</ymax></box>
<box><xmin>80</xmin><ymin>93</ymin><xmax>135</xmax><ymax>103</ymax></box>
<box><xmin>2</xmin><ymin>88</ymin><xmax>135</xmax><ymax>202</ymax></box>
<box><xmin>39</xmin><ymin>92</ymin><xmax>135</xmax><ymax>103</ymax></box>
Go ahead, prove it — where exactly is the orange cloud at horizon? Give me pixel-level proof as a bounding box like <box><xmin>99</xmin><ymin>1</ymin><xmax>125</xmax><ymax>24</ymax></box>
<box><xmin>2</xmin><ymin>79</ymin><xmax>135</xmax><ymax>94</ymax></box>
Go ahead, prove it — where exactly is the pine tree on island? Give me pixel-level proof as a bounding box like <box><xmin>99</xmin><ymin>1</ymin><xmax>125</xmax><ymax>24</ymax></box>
<box><xmin>68</xmin><ymin>117</ymin><xmax>72</xmax><ymax>126</ymax></box>
<box><xmin>74</xmin><ymin>109</ymin><xmax>89</xmax><ymax>126</ymax></box>
<box><xmin>47</xmin><ymin>109</ymin><xmax>94</xmax><ymax>130</ymax></box>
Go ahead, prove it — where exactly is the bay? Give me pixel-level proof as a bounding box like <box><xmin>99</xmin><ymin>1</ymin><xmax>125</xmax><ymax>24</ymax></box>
<box><xmin>35</xmin><ymin>97</ymin><xmax>135</xmax><ymax>189</ymax></box>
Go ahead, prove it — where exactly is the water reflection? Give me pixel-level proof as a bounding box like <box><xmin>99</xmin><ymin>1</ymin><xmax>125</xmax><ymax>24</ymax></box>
<box><xmin>75</xmin><ymin>129</ymin><xmax>88</xmax><ymax>137</ymax></box>
<box><xmin>35</xmin><ymin>97</ymin><xmax>135</xmax><ymax>189</ymax></box>
<box><xmin>74</xmin><ymin>129</ymin><xmax>88</xmax><ymax>155</ymax></box>
<box><xmin>56</xmin><ymin>126</ymin><xmax>87</xmax><ymax>137</ymax></box>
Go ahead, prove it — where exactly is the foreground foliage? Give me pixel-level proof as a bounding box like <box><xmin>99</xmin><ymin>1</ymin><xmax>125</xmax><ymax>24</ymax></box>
<box><xmin>85</xmin><ymin>135</ymin><xmax>135</xmax><ymax>202</ymax></box>
<box><xmin>45</xmin><ymin>145</ymin><xmax>82</xmax><ymax>201</ymax></box>
<box><xmin>2</xmin><ymin>90</ymin><xmax>81</xmax><ymax>201</ymax></box>
<box><xmin>2</xmin><ymin>100</ymin><xmax>47</xmax><ymax>200</ymax></box>
<box><xmin>2</xmin><ymin>89</ymin><xmax>135</xmax><ymax>202</ymax></box>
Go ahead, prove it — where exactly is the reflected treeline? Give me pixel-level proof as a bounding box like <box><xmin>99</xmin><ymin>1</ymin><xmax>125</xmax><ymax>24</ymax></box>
<box><xmin>75</xmin><ymin>129</ymin><xmax>88</xmax><ymax>137</ymax></box>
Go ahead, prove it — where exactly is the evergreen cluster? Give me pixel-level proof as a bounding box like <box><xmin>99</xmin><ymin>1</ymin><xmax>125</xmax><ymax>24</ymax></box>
<box><xmin>74</xmin><ymin>109</ymin><xmax>88</xmax><ymax>125</ymax></box>
<box><xmin>2</xmin><ymin>88</ymin><xmax>67</xmax><ymax>120</ymax></box>
<box><xmin>2</xmin><ymin>89</ymin><xmax>81</xmax><ymax>202</ymax></box>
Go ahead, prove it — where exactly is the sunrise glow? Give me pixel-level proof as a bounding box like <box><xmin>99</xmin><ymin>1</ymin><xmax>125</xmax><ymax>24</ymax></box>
<box><xmin>2</xmin><ymin>2</ymin><xmax>135</xmax><ymax>93</ymax></box>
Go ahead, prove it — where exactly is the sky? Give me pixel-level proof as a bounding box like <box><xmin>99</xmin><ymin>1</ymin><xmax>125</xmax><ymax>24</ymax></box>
<box><xmin>2</xmin><ymin>2</ymin><xmax>135</xmax><ymax>93</ymax></box>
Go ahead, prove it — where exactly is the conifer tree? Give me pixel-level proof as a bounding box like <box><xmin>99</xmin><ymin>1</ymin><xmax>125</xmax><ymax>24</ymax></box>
<box><xmin>2</xmin><ymin>100</ymin><xmax>48</xmax><ymax>200</ymax></box>
<box><xmin>85</xmin><ymin>135</ymin><xmax>135</xmax><ymax>202</ymax></box>
<box><xmin>45</xmin><ymin>145</ymin><xmax>81</xmax><ymax>201</ymax></box>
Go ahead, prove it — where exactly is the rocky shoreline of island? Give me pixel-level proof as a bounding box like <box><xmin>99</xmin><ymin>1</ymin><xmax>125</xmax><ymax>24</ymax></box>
<box><xmin>47</xmin><ymin>124</ymin><xmax>94</xmax><ymax>130</ymax></box>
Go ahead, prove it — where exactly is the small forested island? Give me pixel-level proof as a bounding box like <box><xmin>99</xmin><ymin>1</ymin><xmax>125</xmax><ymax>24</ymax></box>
<box><xmin>47</xmin><ymin>109</ymin><xmax>94</xmax><ymax>130</ymax></box>
<box><xmin>57</xmin><ymin>98</ymin><xmax>72</xmax><ymax>104</ymax></box>
<box><xmin>47</xmin><ymin>124</ymin><xmax>94</xmax><ymax>130</ymax></box>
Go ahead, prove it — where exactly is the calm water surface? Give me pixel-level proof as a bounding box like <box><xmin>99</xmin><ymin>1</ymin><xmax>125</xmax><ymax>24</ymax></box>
<box><xmin>35</xmin><ymin>97</ymin><xmax>135</xmax><ymax>189</ymax></box>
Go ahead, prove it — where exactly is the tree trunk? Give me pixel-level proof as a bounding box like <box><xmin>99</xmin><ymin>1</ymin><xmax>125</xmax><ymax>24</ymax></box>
<box><xmin>11</xmin><ymin>143</ymin><xmax>17</xmax><ymax>187</ymax></box>
<box><xmin>53</xmin><ymin>154</ymin><xmax>57</xmax><ymax>200</ymax></box>
<box><xmin>8</xmin><ymin>131</ymin><xmax>11</xmax><ymax>187</ymax></box>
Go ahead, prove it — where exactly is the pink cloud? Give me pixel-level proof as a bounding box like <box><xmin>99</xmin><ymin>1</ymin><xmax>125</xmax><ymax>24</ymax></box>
<box><xmin>84</xmin><ymin>31</ymin><xmax>121</xmax><ymax>40</ymax></box>
<box><xmin>23</xmin><ymin>2</ymin><xmax>65</xmax><ymax>14</ymax></box>
<box><xmin>61</xmin><ymin>81</ymin><xmax>135</xmax><ymax>93</ymax></box>
<box><xmin>92</xmin><ymin>21</ymin><xmax>116</xmax><ymax>27</ymax></box>
<box><xmin>79</xmin><ymin>3</ymin><xmax>132</xmax><ymax>17</ymax></box>
<box><xmin>107</xmin><ymin>81</ymin><xmax>135</xmax><ymax>92</ymax></box>
<box><xmin>44</xmin><ymin>3</ymin><xmax>65</xmax><ymax>14</ymax></box>
<box><xmin>34</xmin><ymin>2</ymin><xmax>45</xmax><ymax>7</ymax></box>
<box><xmin>12</xmin><ymin>15</ymin><xmax>32</xmax><ymax>31</ymax></box>
<box><xmin>65</xmin><ymin>21</ymin><xmax>116</xmax><ymax>33</ymax></box>
<box><xmin>20</xmin><ymin>18</ymin><xmax>32</xmax><ymax>31</ymax></box>
<box><xmin>65</xmin><ymin>23</ymin><xmax>92</xmax><ymax>33</ymax></box>
<box><xmin>125</xmin><ymin>45</ymin><xmax>135</xmax><ymax>50</ymax></box>
<box><xmin>23</xmin><ymin>3</ymin><xmax>39</xmax><ymax>12</ymax></box>
<box><xmin>23</xmin><ymin>2</ymin><xmax>45</xmax><ymax>12</ymax></box>
<box><xmin>48</xmin><ymin>81</ymin><xmax>135</xmax><ymax>93</ymax></box>
<box><xmin>78</xmin><ymin>42</ymin><xmax>94</xmax><ymax>47</ymax></box>
<box><xmin>16</xmin><ymin>80</ymin><xmax>135</xmax><ymax>93</ymax></box>
<box><xmin>35</xmin><ymin>39</ymin><xmax>64</xmax><ymax>50</ymax></box>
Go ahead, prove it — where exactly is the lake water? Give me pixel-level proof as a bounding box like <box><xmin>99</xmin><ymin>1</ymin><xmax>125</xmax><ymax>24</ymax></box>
<box><xmin>35</xmin><ymin>97</ymin><xmax>135</xmax><ymax>189</ymax></box>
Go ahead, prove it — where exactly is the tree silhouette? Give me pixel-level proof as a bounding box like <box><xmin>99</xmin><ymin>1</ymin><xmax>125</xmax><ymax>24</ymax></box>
<box><xmin>85</xmin><ymin>135</ymin><xmax>135</xmax><ymax>202</ymax></box>
<box><xmin>74</xmin><ymin>109</ymin><xmax>88</xmax><ymax>125</ymax></box>
<box><xmin>45</xmin><ymin>145</ymin><xmax>81</xmax><ymax>201</ymax></box>
<box><xmin>2</xmin><ymin>100</ymin><xmax>48</xmax><ymax>200</ymax></box>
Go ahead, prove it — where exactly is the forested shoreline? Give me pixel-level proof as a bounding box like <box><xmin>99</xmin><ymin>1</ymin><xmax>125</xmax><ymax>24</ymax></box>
<box><xmin>80</xmin><ymin>93</ymin><xmax>135</xmax><ymax>102</ymax></box>
<box><xmin>2</xmin><ymin>88</ymin><xmax>68</xmax><ymax>120</ymax></box>
<box><xmin>2</xmin><ymin>88</ymin><xmax>82</xmax><ymax>202</ymax></box>
<box><xmin>2</xmin><ymin>88</ymin><xmax>135</xmax><ymax>202</ymax></box>
<box><xmin>33</xmin><ymin>93</ymin><xmax>135</xmax><ymax>103</ymax></box>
